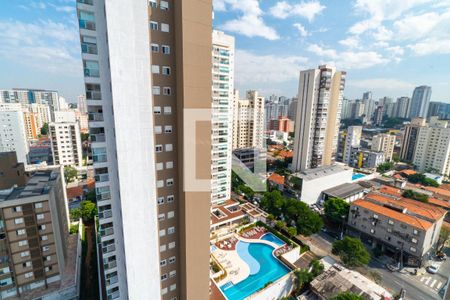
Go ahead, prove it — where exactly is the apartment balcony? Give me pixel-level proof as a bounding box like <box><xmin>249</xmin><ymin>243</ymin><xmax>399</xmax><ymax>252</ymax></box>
<box><xmin>97</xmin><ymin>192</ymin><xmax>111</xmax><ymax>202</ymax></box>
<box><xmin>86</xmin><ymin>90</ymin><xmax>101</xmax><ymax>100</ymax></box>
<box><xmin>95</xmin><ymin>173</ymin><xmax>109</xmax><ymax>183</ymax></box>
<box><xmin>88</xmin><ymin>112</ymin><xmax>104</xmax><ymax>122</ymax></box>
<box><xmin>91</xmin><ymin>133</ymin><xmax>106</xmax><ymax>143</ymax></box>
<box><xmin>104</xmin><ymin>260</ymin><xmax>117</xmax><ymax>271</ymax></box>
<box><xmin>98</xmin><ymin>209</ymin><xmax>112</xmax><ymax>220</ymax></box>
<box><xmin>102</xmin><ymin>244</ymin><xmax>115</xmax><ymax>254</ymax></box>
<box><xmin>84</xmin><ymin>68</ymin><xmax>99</xmax><ymax>78</ymax></box>
<box><xmin>106</xmin><ymin>275</ymin><xmax>118</xmax><ymax>287</ymax></box>
<box><xmin>100</xmin><ymin>227</ymin><xmax>114</xmax><ymax>238</ymax></box>
<box><xmin>77</xmin><ymin>0</ymin><xmax>93</xmax><ymax>4</ymax></box>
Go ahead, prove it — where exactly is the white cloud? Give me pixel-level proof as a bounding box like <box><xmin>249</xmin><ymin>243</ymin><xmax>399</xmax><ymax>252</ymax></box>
<box><xmin>339</xmin><ymin>37</ymin><xmax>360</xmax><ymax>48</ymax></box>
<box><xmin>372</xmin><ymin>26</ymin><xmax>393</xmax><ymax>41</ymax></box>
<box><xmin>235</xmin><ymin>49</ymin><xmax>308</xmax><ymax>85</ymax></box>
<box><xmin>348</xmin><ymin>78</ymin><xmax>415</xmax><ymax>91</ymax></box>
<box><xmin>270</xmin><ymin>1</ymin><xmax>325</xmax><ymax>22</ymax></box>
<box><xmin>393</xmin><ymin>12</ymin><xmax>441</xmax><ymax>40</ymax></box>
<box><xmin>293</xmin><ymin>23</ymin><xmax>309</xmax><ymax>37</ymax></box>
<box><xmin>307</xmin><ymin>44</ymin><xmax>389</xmax><ymax>69</ymax></box>
<box><xmin>213</xmin><ymin>0</ymin><xmax>227</xmax><ymax>11</ymax></box>
<box><xmin>220</xmin><ymin>0</ymin><xmax>279</xmax><ymax>40</ymax></box>
<box><xmin>408</xmin><ymin>38</ymin><xmax>450</xmax><ymax>55</ymax></box>
<box><xmin>0</xmin><ymin>19</ymin><xmax>81</xmax><ymax>75</ymax></box>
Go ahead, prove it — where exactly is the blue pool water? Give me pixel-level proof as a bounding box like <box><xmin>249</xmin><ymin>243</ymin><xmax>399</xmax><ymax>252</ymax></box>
<box><xmin>260</xmin><ymin>233</ymin><xmax>285</xmax><ymax>247</ymax></box>
<box><xmin>221</xmin><ymin>241</ymin><xmax>290</xmax><ymax>300</ymax></box>
<box><xmin>352</xmin><ymin>173</ymin><xmax>366</xmax><ymax>180</ymax></box>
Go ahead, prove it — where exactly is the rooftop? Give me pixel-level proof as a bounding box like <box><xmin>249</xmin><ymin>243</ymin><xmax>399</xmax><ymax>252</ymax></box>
<box><xmin>0</xmin><ymin>170</ymin><xmax>59</xmax><ymax>202</ymax></box>
<box><xmin>294</xmin><ymin>165</ymin><xmax>351</xmax><ymax>181</ymax></box>
<box><xmin>211</xmin><ymin>199</ymin><xmax>245</xmax><ymax>226</ymax></box>
<box><xmin>322</xmin><ymin>183</ymin><xmax>366</xmax><ymax>199</ymax></box>
<box><xmin>268</xmin><ymin>173</ymin><xmax>285</xmax><ymax>186</ymax></box>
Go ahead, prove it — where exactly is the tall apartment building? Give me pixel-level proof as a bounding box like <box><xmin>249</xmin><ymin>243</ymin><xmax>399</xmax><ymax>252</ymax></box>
<box><xmin>77</xmin><ymin>95</ymin><xmax>87</xmax><ymax>114</ymax></box>
<box><xmin>410</xmin><ymin>85</ymin><xmax>432</xmax><ymax>118</ymax></box>
<box><xmin>413</xmin><ymin>117</ymin><xmax>450</xmax><ymax>175</ymax></box>
<box><xmin>340</xmin><ymin>126</ymin><xmax>362</xmax><ymax>164</ymax></box>
<box><xmin>292</xmin><ymin>65</ymin><xmax>346</xmax><ymax>171</ymax></box>
<box><xmin>0</xmin><ymin>103</ymin><xmax>29</xmax><ymax>164</ymax></box>
<box><xmin>428</xmin><ymin>101</ymin><xmax>450</xmax><ymax>120</ymax></box>
<box><xmin>49</xmin><ymin>122</ymin><xmax>82</xmax><ymax>168</ymax></box>
<box><xmin>29</xmin><ymin>103</ymin><xmax>51</xmax><ymax>130</ymax></box>
<box><xmin>373</xmin><ymin>106</ymin><xmax>384</xmax><ymax>126</ymax></box>
<box><xmin>211</xmin><ymin>30</ymin><xmax>234</xmax><ymax>204</ymax></box>
<box><xmin>232</xmin><ymin>90</ymin><xmax>265</xmax><ymax>150</ymax></box>
<box><xmin>23</xmin><ymin>111</ymin><xmax>39</xmax><ymax>140</ymax></box>
<box><xmin>0</xmin><ymin>170</ymin><xmax>77</xmax><ymax>299</ymax></box>
<box><xmin>288</xmin><ymin>98</ymin><xmax>298</xmax><ymax>121</ymax></box>
<box><xmin>371</xmin><ymin>133</ymin><xmax>395</xmax><ymax>161</ymax></box>
<box><xmin>395</xmin><ymin>97</ymin><xmax>410</xmax><ymax>119</ymax></box>
<box><xmin>400</xmin><ymin>117</ymin><xmax>426</xmax><ymax>162</ymax></box>
<box><xmin>77</xmin><ymin>0</ymin><xmax>212</xmax><ymax>299</ymax></box>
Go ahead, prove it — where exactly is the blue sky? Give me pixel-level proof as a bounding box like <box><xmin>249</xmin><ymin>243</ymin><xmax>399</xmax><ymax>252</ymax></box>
<box><xmin>0</xmin><ymin>0</ymin><xmax>449</xmax><ymax>102</ymax></box>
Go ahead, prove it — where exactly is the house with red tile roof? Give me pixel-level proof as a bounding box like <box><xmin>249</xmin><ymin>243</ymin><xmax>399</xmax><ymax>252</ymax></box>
<box><xmin>268</xmin><ymin>173</ymin><xmax>285</xmax><ymax>191</ymax></box>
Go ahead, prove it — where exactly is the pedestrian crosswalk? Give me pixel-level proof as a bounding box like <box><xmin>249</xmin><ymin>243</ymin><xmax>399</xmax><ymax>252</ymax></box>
<box><xmin>420</xmin><ymin>276</ymin><xmax>444</xmax><ymax>291</ymax></box>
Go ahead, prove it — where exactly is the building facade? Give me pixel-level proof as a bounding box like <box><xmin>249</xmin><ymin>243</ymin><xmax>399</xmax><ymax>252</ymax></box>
<box><xmin>341</xmin><ymin>126</ymin><xmax>362</xmax><ymax>165</ymax></box>
<box><xmin>0</xmin><ymin>104</ymin><xmax>29</xmax><ymax>164</ymax></box>
<box><xmin>49</xmin><ymin>122</ymin><xmax>82</xmax><ymax>168</ymax></box>
<box><xmin>400</xmin><ymin>117</ymin><xmax>426</xmax><ymax>162</ymax></box>
<box><xmin>0</xmin><ymin>152</ymin><xmax>28</xmax><ymax>189</ymax></box>
<box><xmin>395</xmin><ymin>97</ymin><xmax>410</xmax><ymax>119</ymax></box>
<box><xmin>232</xmin><ymin>90</ymin><xmax>265</xmax><ymax>150</ymax></box>
<box><xmin>409</xmin><ymin>86</ymin><xmax>432</xmax><ymax>119</ymax></box>
<box><xmin>371</xmin><ymin>134</ymin><xmax>395</xmax><ymax>161</ymax></box>
<box><xmin>77</xmin><ymin>0</ymin><xmax>212</xmax><ymax>299</ymax></box>
<box><xmin>292</xmin><ymin>65</ymin><xmax>346</xmax><ymax>171</ymax></box>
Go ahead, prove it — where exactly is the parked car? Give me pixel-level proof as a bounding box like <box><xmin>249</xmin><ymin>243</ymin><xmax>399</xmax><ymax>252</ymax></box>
<box><xmin>426</xmin><ymin>265</ymin><xmax>439</xmax><ymax>274</ymax></box>
<box><xmin>386</xmin><ymin>263</ymin><xmax>400</xmax><ymax>272</ymax></box>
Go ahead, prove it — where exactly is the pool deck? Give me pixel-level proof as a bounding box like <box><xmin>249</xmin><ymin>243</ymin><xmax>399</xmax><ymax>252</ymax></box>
<box><xmin>212</xmin><ymin>234</ymin><xmax>283</xmax><ymax>287</ymax></box>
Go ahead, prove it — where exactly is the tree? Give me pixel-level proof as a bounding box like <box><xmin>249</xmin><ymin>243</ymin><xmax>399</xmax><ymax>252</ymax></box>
<box><xmin>40</xmin><ymin>123</ymin><xmax>49</xmax><ymax>135</ymax></box>
<box><xmin>64</xmin><ymin>166</ymin><xmax>78</xmax><ymax>183</ymax></box>
<box><xmin>437</xmin><ymin>227</ymin><xmax>450</xmax><ymax>253</ymax></box>
<box><xmin>407</xmin><ymin>173</ymin><xmax>440</xmax><ymax>187</ymax></box>
<box><xmin>289</xmin><ymin>176</ymin><xmax>302</xmax><ymax>190</ymax></box>
<box><xmin>80</xmin><ymin>201</ymin><xmax>97</xmax><ymax>222</ymax></box>
<box><xmin>330</xmin><ymin>292</ymin><xmax>364</xmax><ymax>300</ymax></box>
<box><xmin>286</xmin><ymin>226</ymin><xmax>297</xmax><ymax>237</ymax></box>
<box><xmin>310</xmin><ymin>259</ymin><xmax>324</xmax><ymax>277</ymax></box>
<box><xmin>332</xmin><ymin>237</ymin><xmax>370</xmax><ymax>267</ymax></box>
<box><xmin>402</xmin><ymin>189</ymin><xmax>429</xmax><ymax>202</ymax></box>
<box><xmin>81</xmin><ymin>132</ymin><xmax>89</xmax><ymax>142</ymax></box>
<box><xmin>324</xmin><ymin>198</ymin><xmax>350</xmax><ymax>224</ymax></box>
<box><xmin>296</xmin><ymin>209</ymin><xmax>323</xmax><ymax>236</ymax></box>
<box><xmin>377</xmin><ymin>162</ymin><xmax>394</xmax><ymax>173</ymax></box>
<box><xmin>294</xmin><ymin>269</ymin><xmax>313</xmax><ymax>290</ymax></box>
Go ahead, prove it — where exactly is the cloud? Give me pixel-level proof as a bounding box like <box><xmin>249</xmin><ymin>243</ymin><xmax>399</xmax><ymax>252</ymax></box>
<box><xmin>339</xmin><ymin>37</ymin><xmax>359</xmax><ymax>48</ymax></box>
<box><xmin>0</xmin><ymin>19</ymin><xmax>81</xmax><ymax>75</ymax></box>
<box><xmin>213</xmin><ymin>0</ymin><xmax>227</xmax><ymax>11</ymax></box>
<box><xmin>270</xmin><ymin>1</ymin><xmax>325</xmax><ymax>22</ymax></box>
<box><xmin>348</xmin><ymin>78</ymin><xmax>415</xmax><ymax>91</ymax></box>
<box><xmin>235</xmin><ymin>49</ymin><xmax>308</xmax><ymax>85</ymax></box>
<box><xmin>293</xmin><ymin>23</ymin><xmax>309</xmax><ymax>37</ymax></box>
<box><xmin>219</xmin><ymin>0</ymin><xmax>279</xmax><ymax>40</ymax></box>
<box><xmin>408</xmin><ymin>38</ymin><xmax>450</xmax><ymax>55</ymax></box>
<box><xmin>307</xmin><ymin>44</ymin><xmax>389</xmax><ymax>69</ymax></box>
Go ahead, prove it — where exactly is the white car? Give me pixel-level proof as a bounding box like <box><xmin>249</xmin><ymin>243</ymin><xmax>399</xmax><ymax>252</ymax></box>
<box><xmin>426</xmin><ymin>265</ymin><xmax>439</xmax><ymax>274</ymax></box>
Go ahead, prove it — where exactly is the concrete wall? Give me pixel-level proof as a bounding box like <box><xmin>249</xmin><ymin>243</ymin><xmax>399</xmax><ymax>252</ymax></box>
<box><xmin>247</xmin><ymin>272</ymin><xmax>295</xmax><ymax>300</ymax></box>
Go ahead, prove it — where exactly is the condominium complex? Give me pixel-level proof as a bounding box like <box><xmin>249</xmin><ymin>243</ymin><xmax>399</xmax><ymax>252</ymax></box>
<box><xmin>409</xmin><ymin>85</ymin><xmax>431</xmax><ymax>118</ymax></box>
<box><xmin>77</xmin><ymin>0</ymin><xmax>212</xmax><ymax>299</ymax></box>
<box><xmin>211</xmin><ymin>30</ymin><xmax>234</xmax><ymax>204</ymax></box>
<box><xmin>413</xmin><ymin>117</ymin><xmax>450</xmax><ymax>175</ymax></box>
<box><xmin>22</xmin><ymin>111</ymin><xmax>39</xmax><ymax>140</ymax></box>
<box><xmin>292</xmin><ymin>65</ymin><xmax>346</xmax><ymax>171</ymax></box>
<box><xmin>0</xmin><ymin>170</ymin><xmax>78</xmax><ymax>299</ymax></box>
<box><xmin>49</xmin><ymin>122</ymin><xmax>82</xmax><ymax>167</ymax></box>
<box><xmin>29</xmin><ymin>103</ymin><xmax>51</xmax><ymax>130</ymax></box>
<box><xmin>232</xmin><ymin>90</ymin><xmax>265</xmax><ymax>150</ymax></box>
<box><xmin>338</xmin><ymin>126</ymin><xmax>362</xmax><ymax>164</ymax></box>
<box><xmin>395</xmin><ymin>97</ymin><xmax>411</xmax><ymax>119</ymax></box>
<box><xmin>400</xmin><ymin>117</ymin><xmax>426</xmax><ymax>162</ymax></box>
<box><xmin>0</xmin><ymin>104</ymin><xmax>29</xmax><ymax>164</ymax></box>
<box><xmin>371</xmin><ymin>133</ymin><xmax>395</xmax><ymax>161</ymax></box>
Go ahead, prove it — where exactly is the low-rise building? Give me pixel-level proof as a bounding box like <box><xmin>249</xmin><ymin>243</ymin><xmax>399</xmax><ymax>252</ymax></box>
<box><xmin>268</xmin><ymin>173</ymin><xmax>285</xmax><ymax>191</ymax></box>
<box><xmin>350</xmin><ymin>149</ymin><xmax>385</xmax><ymax>169</ymax></box>
<box><xmin>289</xmin><ymin>165</ymin><xmax>353</xmax><ymax>205</ymax></box>
<box><xmin>320</xmin><ymin>183</ymin><xmax>366</xmax><ymax>203</ymax></box>
<box><xmin>371</xmin><ymin>133</ymin><xmax>395</xmax><ymax>161</ymax></box>
<box><xmin>347</xmin><ymin>190</ymin><xmax>446</xmax><ymax>266</ymax></box>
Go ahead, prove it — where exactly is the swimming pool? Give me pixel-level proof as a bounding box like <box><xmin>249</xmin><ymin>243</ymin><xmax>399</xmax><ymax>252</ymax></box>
<box><xmin>260</xmin><ymin>232</ymin><xmax>285</xmax><ymax>247</ymax></box>
<box><xmin>221</xmin><ymin>241</ymin><xmax>290</xmax><ymax>300</ymax></box>
<box><xmin>352</xmin><ymin>173</ymin><xmax>366</xmax><ymax>180</ymax></box>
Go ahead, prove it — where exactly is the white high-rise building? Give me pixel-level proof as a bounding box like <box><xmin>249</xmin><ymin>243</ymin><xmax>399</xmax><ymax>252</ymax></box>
<box><xmin>0</xmin><ymin>103</ymin><xmax>29</xmax><ymax>164</ymax></box>
<box><xmin>29</xmin><ymin>103</ymin><xmax>51</xmax><ymax>129</ymax></box>
<box><xmin>77</xmin><ymin>0</ymin><xmax>213</xmax><ymax>299</ymax></box>
<box><xmin>413</xmin><ymin>117</ymin><xmax>450</xmax><ymax>175</ymax></box>
<box><xmin>292</xmin><ymin>65</ymin><xmax>346</xmax><ymax>171</ymax></box>
<box><xmin>410</xmin><ymin>85</ymin><xmax>432</xmax><ymax>118</ymax></box>
<box><xmin>232</xmin><ymin>90</ymin><xmax>265</xmax><ymax>150</ymax></box>
<box><xmin>342</xmin><ymin>126</ymin><xmax>362</xmax><ymax>164</ymax></box>
<box><xmin>371</xmin><ymin>133</ymin><xmax>395</xmax><ymax>161</ymax></box>
<box><xmin>77</xmin><ymin>95</ymin><xmax>87</xmax><ymax>114</ymax></box>
<box><xmin>49</xmin><ymin>122</ymin><xmax>82</xmax><ymax>167</ymax></box>
<box><xmin>211</xmin><ymin>30</ymin><xmax>234</xmax><ymax>204</ymax></box>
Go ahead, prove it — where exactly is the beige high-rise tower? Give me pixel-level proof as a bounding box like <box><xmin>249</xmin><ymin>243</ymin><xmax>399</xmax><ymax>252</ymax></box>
<box><xmin>77</xmin><ymin>0</ymin><xmax>212</xmax><ymax>299</ymax></box>
<box><xmin>292</xmin><ymin>65</ymin><xmax>346</xmax><ymax>171</ymax></box>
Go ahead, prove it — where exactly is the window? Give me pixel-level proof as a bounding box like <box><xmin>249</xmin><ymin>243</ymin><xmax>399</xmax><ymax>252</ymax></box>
<box><xmin>20</xmin><ymin>251</ymin><xmax>30</xmax><ymax>258</ymax></box>
<box><xmin>169</xmin><ymin>256</ymin><xmax>176</xmax><ymax>264</ymax></box>
<box><xmin>150</xmin><ymin>21</ymin><xmax>158</xmax><ymax>30</ymax></box>
<box><xmin>154</xmin><ymin>106</ymin><xmax>162</xmax><ymax>114</ymax></box>
<box><xmin>151</xmin><ymin>43</ymin><xmax>159</xmax><ymax>52</ymax></box>
<box><xmin>164</xmin><ymin>126</ymin><xmax>172</xmax><ymax>133</ymax></box>
<box><xmin>168</xmin><ymin>227</ymin><xmax>175</xmax><ymax>234</ymax></box>
<box><xmin>160</xmin><ymin>259</ymin><xmax>167</xmax><ymax>266</ymax></box>
<box><xmin>163</xmin><ymin>87</ymin><xmax>172</xmax><ymax>95</ymax></box>
<box><xmin>42</xmin><ymin>246</ymin><xmax>50</xmax><ymax>252</ymax></box>
<box><xmin>158</xmin><ymin>213</ymin><xmax>165</xmax><ymax>221</ymax></box>
<box><xmin>16</xmin><ymin>229</ymin><xmax>26</xmax><ymax>236</ymax></box>
<box><xmin>411</xmin><ymin>238</ymin><xmax>418</xmax><ymax>244</ymax></box>
<box><xmin>13</xmin><ymin>206</ymin><xmax>22</xmax><ymax>212</ymax></box>
<box><xmin>156</xmin><ymin>180</ymin><xmax>164</xmax><ymax>188</ymax></box>
<box><xmin>164</xmin><ymin>106</ymin><xmax>172</xmax><ymax>114</ymax></box>
<box><xmin>22</xmin><ymin>261</ymin><xmax>32</xmax><ymax>268</ymax></box>
<box><xmin>83</xmin><ymin>60</ymin><xmax>100</xmax><ymax>77</ymax></box>
<box><xmin>152</xmin><ymin>86</ymin><xmax>161</xmax><ymax>95</ymax></box>
<box><xmin>160</xmin><ymin>1</ymin><xmax>169</xmax><ymax>10</ymax></box>
<box><xmin>155</xmin><ymin>126</ymin><xmax>162</xmax><ymax>134</ymax></box>
<box><xmin>41</xmin><ymin>235</ymin><xmax>48</xmax><ymax>241</ymax></box>
<box><xmin>79</xmin><ymin>10</ymin><xmax>95</xmax><ymax>30</ymax></box>
<box><xmin>158</xmin><ymin>197</ymin><xmax>165</xmax><ymax>205</ymax></box>
<box><xmin>160</xmin><ymin>244</ymin><xmax>166</xmax><ymax>252</ymax></box>
<box><xmin>167</xmin><ymin>195</ymin><xmax>174</xmax><ymax>203</ymax></box>
<box><xmin>24</xmin><ymin>272</ymin><xmax>33</xmax><ymax>279</ymax></box>
<box><xmin>159</xmin><ymin>229</ymin><xmax>166</xmax><ymax>237</ymax></box>
<box><xmin>35</xmin><ymin>202</ymin><xmax>43</xmax><ymax>209</ymax></box>
<box><xmin>410</xmin><ymin>247</ymin><xmax>416</xmax><ymax>253</ymax></box>
<box><xmin>162</xmin><ymin>45</ymin><xmax>170</xmax><ymax>54</ymax></box>
<box><xmin>167</xmin><ymin>211</ymin><xmax>175</xmax><ymax>219</ymax></box>
<box><xmin>155</xmin><ymin>145</ymin><xmax>163</xmax><ymax>152</ymax></box>
<box><xmin>156</xmin><ymin>162</ymin><xmax>164</xmax><ymax>170</ymax></box>
<box><xmin>81</xmin><ymin>35</ymin><xmax>98</xmax><ymax>54</ymax></box>
<box><xmin>169</xmin><ymin>270</ymin><xmax>176</xmax><ymax>278</ymax></box>
<box><xmin>166</xmin><ymin>178</ymin><xmax>174</xmax><ymax>186</ymax></box>
<box><xmin>166</xmin><ymin>161</ymin><xmax>173</xmax><ymax>169</ymax></box>
<box><xmin>413</xmin><ymin>229</ymin><xmax>419</xmax><ymax>235</ymax></box>
<box><xmin>14</xmin><ymin>218</ymin><xmax>24</xmax><ymax>225</ymax></box>
<box><xmin>18</xmin><ymin>240</ymin><xmax>28</xmax><ymax>247</ymax></box>
<box><xmin>151</xmin><ymin>65</ymin><xmax>160</xmax><ymax>74</ymax></box>
<box><xmin>161</xmin><ymin>273</ymin><xmax>168</xmax><ymax>281</ymax></box>
<box><xmin>162</xmin><ymin>66</ymin><xmax>171</xmax><ymax>75</ymax></box>
<box><xmin>149</xmin><ymin>0</ymin><xmax>157</xmax><ymax>7</ymax></box>
<box><xmin>161</xmin><ymin>23</ymin><xmax>170</xmax><ymax>32</ymax></box>
<box><xmin>168</xmin><ymin>242</ymin><xmax>175</xmax><ymax>249</ymax></box>
<box><xmin>161</xmin><ymin>288</ymin><xmax>168</xmax><ymax>295</ymax></box>
<box><xmin>373</xmin><ymin>214</ymin><xmax>378</xmax><ymax>219</ymax></box>
<box><xmin>165</xmin><ymin>144</ymin><xmax>173</xmax><ymax>152</ymax></box>
<box><xmin>36</xmin><ymin>214</ymin><xmax>44</xmax><ymax>220</ymax></box>
<box><xmin>45</xmin><ymin>266</ymin><xmax>52</xmax><ymax>272</ymax></box>
<box><xmin>170</xmin><ymin>284</ymin><xmax>176</xmax><ymax>291</ymax></box>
